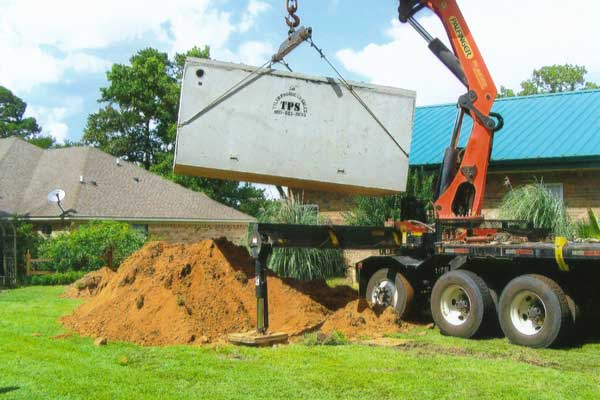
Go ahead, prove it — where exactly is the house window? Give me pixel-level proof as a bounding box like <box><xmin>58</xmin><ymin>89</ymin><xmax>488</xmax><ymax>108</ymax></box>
<box><xmin>544</xmin><ymin>183</ymin><xmax>564</xmax><ymax>204</ymax></box>
<box><xmin>41</xmin><ymin>224</ymin><xmax>53</xmax><ymax>235</ymax></box>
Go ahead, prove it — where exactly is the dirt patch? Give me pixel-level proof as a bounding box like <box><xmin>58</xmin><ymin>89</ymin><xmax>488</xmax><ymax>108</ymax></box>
<box><xmin>62</xmin><ymin>239</ymin><xmax>412</xmax><ymax>346</ymax></box>
<box><xmin>320</xmin><ymin>299</ymin><xmax>406</xmax><ymax>338</ymax></box>
<box><xmin>62</xmin><ymin>267</ymin><xmax>116</xmax><ymax>299</ymax></box>
<box><xmin>393</xmin><ymin>341</ymin><xmax>559</xmax><ymax>369</ymax></box>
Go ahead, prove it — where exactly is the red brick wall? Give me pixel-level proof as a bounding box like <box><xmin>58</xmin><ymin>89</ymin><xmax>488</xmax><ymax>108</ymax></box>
<box><xmin>293</xmin><ymin>169</ymin><xmax>600</xmax><ymax>224</ymax></box>
<box><xmin>148</xmin><ymin>223</ymin><xmax>249</xmax><ymax>245</ymax></box>
<box><xmin>483</xmin><ymin>170</ymin><xmax>600</xmax><ymax>221</ymax></box>
<box><xmin>289</xmin><ymin>188</ymin><xmax>354</xmax><ymax>224</ymax></box>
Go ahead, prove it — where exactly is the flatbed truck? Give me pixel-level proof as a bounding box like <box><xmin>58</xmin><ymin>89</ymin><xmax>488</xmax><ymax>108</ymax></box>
<box><xmin>245</xmin><ymin>0</ymin><xmax>600</xmax><ymax>348</ymax></box>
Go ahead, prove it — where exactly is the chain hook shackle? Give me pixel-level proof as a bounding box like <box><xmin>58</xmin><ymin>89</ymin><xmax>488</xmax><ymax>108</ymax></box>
<box><xmin>285</xmin><ymin>0</ymin><xmax>300</xmax><ymax>34</ymax></box>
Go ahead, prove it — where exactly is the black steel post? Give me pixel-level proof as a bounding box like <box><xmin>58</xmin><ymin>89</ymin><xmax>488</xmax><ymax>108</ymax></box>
<box><xmin>255</xmin><ymin>245</ymin><xmax>271</xmax><ymax>333</ymax></box>
<box><xmin>249</xmin><ymin>224</ymin><xmax>272</xmax><ymax>334</ymax></box>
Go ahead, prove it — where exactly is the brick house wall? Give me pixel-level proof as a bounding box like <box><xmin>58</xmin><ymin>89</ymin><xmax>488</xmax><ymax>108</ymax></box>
<box><xmin>148</xmin><ymin>222</ymin><xmax>249</xmax><ymax>245</ymax></box>
<box><xmin>294</xmin><ymin>169</ymin><xmax>600</xmax><ymax>225</ymax></box>
<box><xmin>292</xmin><ymin>169</ymin><xmax>600</xmax><ymax>275</ymax></box>
<box><xmin>483</xmin><ymin>169</ymin><xmax>600</xmax><ymax>221</ymax></box>
<box><xmin>289</xmin><ymin>188</ymin><xmax>354</xmax><ymax>225</ymax></box>
<box><xmin>33</xmin><ymin>221</ymin><xmax>250</xmax><ymax>246</ymax></box>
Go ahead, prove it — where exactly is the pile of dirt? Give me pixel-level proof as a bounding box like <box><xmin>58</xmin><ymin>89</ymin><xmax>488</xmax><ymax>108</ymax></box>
<box><xmin>62</xmin><ymin>267</ymin><xmax>116</xmax><ymax>299</ymax></box>
<box><xmin>320</xmin><ymin>300</ymin><xmax>404</xmax><ymax>338</ymax></box>
<box><xmin>62</xmin><ymin>239</ymin><xmax>405</xmax><ymax>346</ymax></box>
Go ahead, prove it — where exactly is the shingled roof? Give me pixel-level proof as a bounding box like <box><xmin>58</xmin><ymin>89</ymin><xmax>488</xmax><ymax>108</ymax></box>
<box><xmin>0</xmin><ymin>137</ymin><xmax>254</xmax><ymax>223</ymax></box>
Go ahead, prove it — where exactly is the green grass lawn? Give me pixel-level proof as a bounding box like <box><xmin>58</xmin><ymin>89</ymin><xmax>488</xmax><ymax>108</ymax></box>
<box><xmin>1</xmin><ymin>286</ymin><xmax>599</xmax><ymax>400</ymax></box>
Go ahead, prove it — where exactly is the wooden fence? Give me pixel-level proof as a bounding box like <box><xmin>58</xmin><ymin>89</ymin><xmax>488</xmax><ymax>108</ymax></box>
<box><xmin>25</xmin><ymin>249</ymin><xmax>115</xmax><ymax>275</ymax></box>
<box><xmin>25</xmin><ymin>250</ymin><xmax>52</xmax><ymax>276</ymax></box>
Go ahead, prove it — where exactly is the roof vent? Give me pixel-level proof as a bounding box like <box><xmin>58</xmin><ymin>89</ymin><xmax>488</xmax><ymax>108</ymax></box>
<box><xmin>79</xmin><ymin>175</ymin><xmax>84</xmax><ymax>184</ymax></box>
<box><xmin>133</xmin><ymin>177</ymin><xmax>140</xmax><ymax>183</ymax></box>
<box><xmin>116</xmin><ymin>158</ymin><xmax>121</xmax><ymax>166</ymax></box>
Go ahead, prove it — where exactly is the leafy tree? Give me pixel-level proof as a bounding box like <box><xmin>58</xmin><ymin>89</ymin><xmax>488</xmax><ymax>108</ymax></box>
<box><xmin>173</xmin><ymin>45</ymin><xmax>210</xmax><ymax>82</ymax></box>
<box><xmin>499</xmin><ymin>64</ymin><xmax>598</xmax><ymax>98</ymax></box>
<box><xmin>85</xmin><ymin>45</ymin><xmax>267</xmax><ymax>216</ymax></box>
<box><xmin>497</xmin><ymin>85</ymin><xmax>516</xmax><ymax>99</ymax></box>
<box><xmin>0</xmin><ymin>86</ymin><xmax>42</xmax><ymax>139</ymax></box>
<box><xmin>83</xmin><ymin>48</ymin><xmax>180</xmax><ymax>169</ymax></box>
<box><xmin>26</xmin><ymin>135</ymin><xmax>56</xmax><ymax>149</ymax></box>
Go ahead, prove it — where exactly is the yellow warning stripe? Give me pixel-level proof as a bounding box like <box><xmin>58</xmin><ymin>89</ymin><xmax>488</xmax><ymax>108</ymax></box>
<box><xmin>328</xmin><ymin>229</ymin><xmax>339</xmax><ymax>247</ymax></box>
<box><xmin>554</xmin><ymin>236</ymin><xmax>570</xmax><ymax>272</ymax></box>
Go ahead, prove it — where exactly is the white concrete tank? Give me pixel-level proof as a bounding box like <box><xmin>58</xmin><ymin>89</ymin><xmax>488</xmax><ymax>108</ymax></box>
<box><xmin>174</xmin><ymin>58</ymin><xmax>416</xmax><ymax>195</ymax></box>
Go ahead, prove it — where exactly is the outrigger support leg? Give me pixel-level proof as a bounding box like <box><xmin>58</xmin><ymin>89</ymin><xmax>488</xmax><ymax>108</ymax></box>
<box><xmin>249</xmin><ymin>224</ymin><xmax>273</xmax><ymax>334</ymax></box>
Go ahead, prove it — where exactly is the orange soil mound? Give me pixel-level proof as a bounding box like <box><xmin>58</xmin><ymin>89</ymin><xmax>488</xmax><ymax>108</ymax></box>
<box><xmin>62</xmin><ymin>239</ymin><xmax>335</xmax><ymax>346</ymax></box>
<box><xmin>320</xmin><ymin>299</ymin><xmax>403</xmax><ymax>338</ymax></box>
<box><xmin>62</xmin><ymin>239</ymin><xmax>407</xmax><ymax>345</ymax></box>
<box><xmin>62</xmin><ymin>267</ymin><xmax>116</xmax><ymax>299</ymax></box>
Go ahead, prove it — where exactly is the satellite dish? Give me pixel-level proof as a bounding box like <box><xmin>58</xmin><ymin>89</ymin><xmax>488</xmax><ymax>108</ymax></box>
<box><xmin>47</xmin><ymin>189</ymin><xmax>66</xmax><ymax>213</ymax></box>
<box><xmin>47</xmin><ymin>189</ymin><xmax>65</xmax><ymax>203</ymax></box>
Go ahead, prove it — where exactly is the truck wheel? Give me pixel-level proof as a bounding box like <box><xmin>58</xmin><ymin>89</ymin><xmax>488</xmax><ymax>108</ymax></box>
<box><xmin>431</xmin><ymin>270</ymin><xmax>496</xmax><ymax>338</ymax></box>
<box><xmin>499</xmin><ymin>274</ymin><xmax>571</xmax><ymax>348</ymax></box>
<box><xmin>366</xmin><ymin>268</ymin><xmax>414</xmax><ymax>319</ymax></box>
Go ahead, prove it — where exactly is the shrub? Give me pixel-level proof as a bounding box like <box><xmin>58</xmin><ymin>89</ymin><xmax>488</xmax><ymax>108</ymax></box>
<box><xmin>39</xmin><ymin>221</ymin><xmax>145</xmax><ymax>272</ymax></box>
<box><xmin>344</xmin><ymin>167</ymin><xmax>436</xmax><ymax>226</ymax></box>
<box><xmin>302</xmin><ymin>331</ymin><xmax>349</xmax><ymax>346</ymax></box>
<box><xmin>574</xmin><ymin>209</ymin><xmax>600</xmax><ymax>240</ymax></box>
<box><xmin>258</xmin><ymin>199</ymin><xmax>346</xmax><ymax>281</ymax></box>
<box><xmin>12</xmin><ymin>219</ymin><xmax>46</xmax><ymax>274</ymax></box>
<box><xmin>27</xmin><ymin>271</ymin><xmax>87</xmax><ymax>286</ymax></box>
<box><xmin>499</xmin><ymin>182</ymin><xmax>572</xmax><ymax>237</ymax></box>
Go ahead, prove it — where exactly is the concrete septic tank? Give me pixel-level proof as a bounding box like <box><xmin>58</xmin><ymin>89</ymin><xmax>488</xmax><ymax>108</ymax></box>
<box><xmin>175</xmin><ymin>58</ymin><xmax>416</xmax><ymax>195</ymax></box>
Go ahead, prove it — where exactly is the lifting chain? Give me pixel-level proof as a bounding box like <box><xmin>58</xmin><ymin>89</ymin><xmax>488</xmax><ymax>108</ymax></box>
<box><xmin>285</xmin><ymin>0</ymin><xmax>300</xmax><ymax>34</ymax></box>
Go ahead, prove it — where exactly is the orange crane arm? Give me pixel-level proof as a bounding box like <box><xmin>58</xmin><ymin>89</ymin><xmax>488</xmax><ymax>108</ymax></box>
<box><xmin>399</xmin><ymin>0</ymin><xmax>502</xmax><ymax>219</ymax></box>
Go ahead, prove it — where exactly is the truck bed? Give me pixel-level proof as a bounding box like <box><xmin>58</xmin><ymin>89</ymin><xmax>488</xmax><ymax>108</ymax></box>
<box><xmin>255</xmin><ymin>223</ymin><xmax>600</xmax><ymax>266</ymax></box>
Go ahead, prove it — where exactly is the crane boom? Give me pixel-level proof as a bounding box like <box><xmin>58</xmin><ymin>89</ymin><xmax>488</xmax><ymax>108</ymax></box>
<box><xmin>399</xmin><ymin>0</ymin><xmax>500</xmax><ymax>219</ymax></box>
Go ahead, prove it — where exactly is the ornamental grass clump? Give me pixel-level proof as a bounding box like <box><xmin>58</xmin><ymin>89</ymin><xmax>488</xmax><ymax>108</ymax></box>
<box><xmin>575</xmin><ymin>209</ymin><xmax>600</xmax><ymax>240</ymax></box>
<box><xmin>499</xmin><ymin>182</ymin><xmax>572</xmax><ymax>238</ymax></box>
<box><xmin>258</xmin><ymin>198</ymin><xmax>346</xmax><ymax>281</ymax></box>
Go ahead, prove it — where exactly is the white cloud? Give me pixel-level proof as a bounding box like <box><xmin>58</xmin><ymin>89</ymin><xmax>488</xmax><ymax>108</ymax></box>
<box><xmin>337</xmin><ymin>1</ymin><xmax>600</xmax><ymax>105</ymax></box>
<box><xmin>238</xmin><ymin>41</ymin><xmax>276</xmax><ymax>66</ymax></box>
<box><xmin>63</xmin><ymin>53</ymin><xmax>112</xmax><ymax>75</ymax></box>
<box><xmin>26</xmin><ymin>97</ymin><xmax>84</xmax><ymax>144</ymax></box>
<box><xmin>238</xmin><ymin>1</ymin><xmax>271</xmax><ymax>33</ymax></box>
<box><xmin>0</xmin><ymin>0</ymin><xmax>275</xmax><ymax>142</ymax></box>
<box><xmin>27</xmin><ymin>106</ymin><xmax>69</xmax><ymax>144</ymax></box>
<box><xmin>0</xmin><ymin>0</ymin><xmax>272</xmax><ymax>92</ymax></box>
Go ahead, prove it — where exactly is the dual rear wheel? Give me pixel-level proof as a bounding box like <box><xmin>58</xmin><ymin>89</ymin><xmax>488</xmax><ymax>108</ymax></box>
<box><xmin>498</xmin><ymin>274</ymin><xmax>574</xmax><ymax>348</ymax></box>
<box><xmin>431</xmin><ymin>271</ymin><xmax>574</xmax><ymax>347</ymax></box>
<box><xmin>365</xmin><ymin>268</ymin><xmax>414</xmax><ymax>319</ymax></box>
<box><xmin>431</xmin><ymin>270</ymin><xmax>498</xmax><ymax>338</ymax></box>
<box><xmin>366</xmin><ymin>267</ymin><xmax>575</xmax><ymax>347</ymax></box>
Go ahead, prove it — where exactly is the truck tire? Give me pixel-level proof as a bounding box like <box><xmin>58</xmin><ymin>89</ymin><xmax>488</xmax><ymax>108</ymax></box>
<box><xmin>431</xmin><ymin>270</ymin><xmax>496</xmax><ymax>338</ymax></box>
<box><xmin>499</xmin><ymin>274</ymin><xmax>572</xmax><ymax>348</ymax></box>
<box><xmin>366</xmin><ymin>268</ymin><xmax>414</xmax><ymax>319</ymax></box>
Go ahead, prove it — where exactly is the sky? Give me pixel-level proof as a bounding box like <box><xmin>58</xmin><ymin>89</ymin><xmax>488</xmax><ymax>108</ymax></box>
<box><xmin>1</xmin><ymin>0</ymin><xmax>599</xmax><ymax>146</ymax></box>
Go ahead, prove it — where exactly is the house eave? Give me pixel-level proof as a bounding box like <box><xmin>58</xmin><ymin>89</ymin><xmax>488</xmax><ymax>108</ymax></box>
<box><xmin>1</xmin><ymin>215</ymin><xmax>255</xmax><ymax>224</ymax></box>
<box><xmin>411</xmin><ymin>155</ymin><xmax>600</xmax><ymax>173</ymax></box>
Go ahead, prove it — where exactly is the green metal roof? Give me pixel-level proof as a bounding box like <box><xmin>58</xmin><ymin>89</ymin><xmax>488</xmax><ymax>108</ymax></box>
<box><xmin>410</xmin><ymin>89</ymin><xmax>600</xmax><ymax>166</ymax></box>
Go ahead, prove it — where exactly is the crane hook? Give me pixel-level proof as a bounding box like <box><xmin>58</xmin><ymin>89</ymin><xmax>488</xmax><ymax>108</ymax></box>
<box><xmin>285</xmin><ymin>0</ymin><xmax>300</xmax><ymax>34</ymax></box>
<box><xmin>286</xmin><ymin>0</ymin><xmax>298</xmax><ymax>14</ymax></box>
